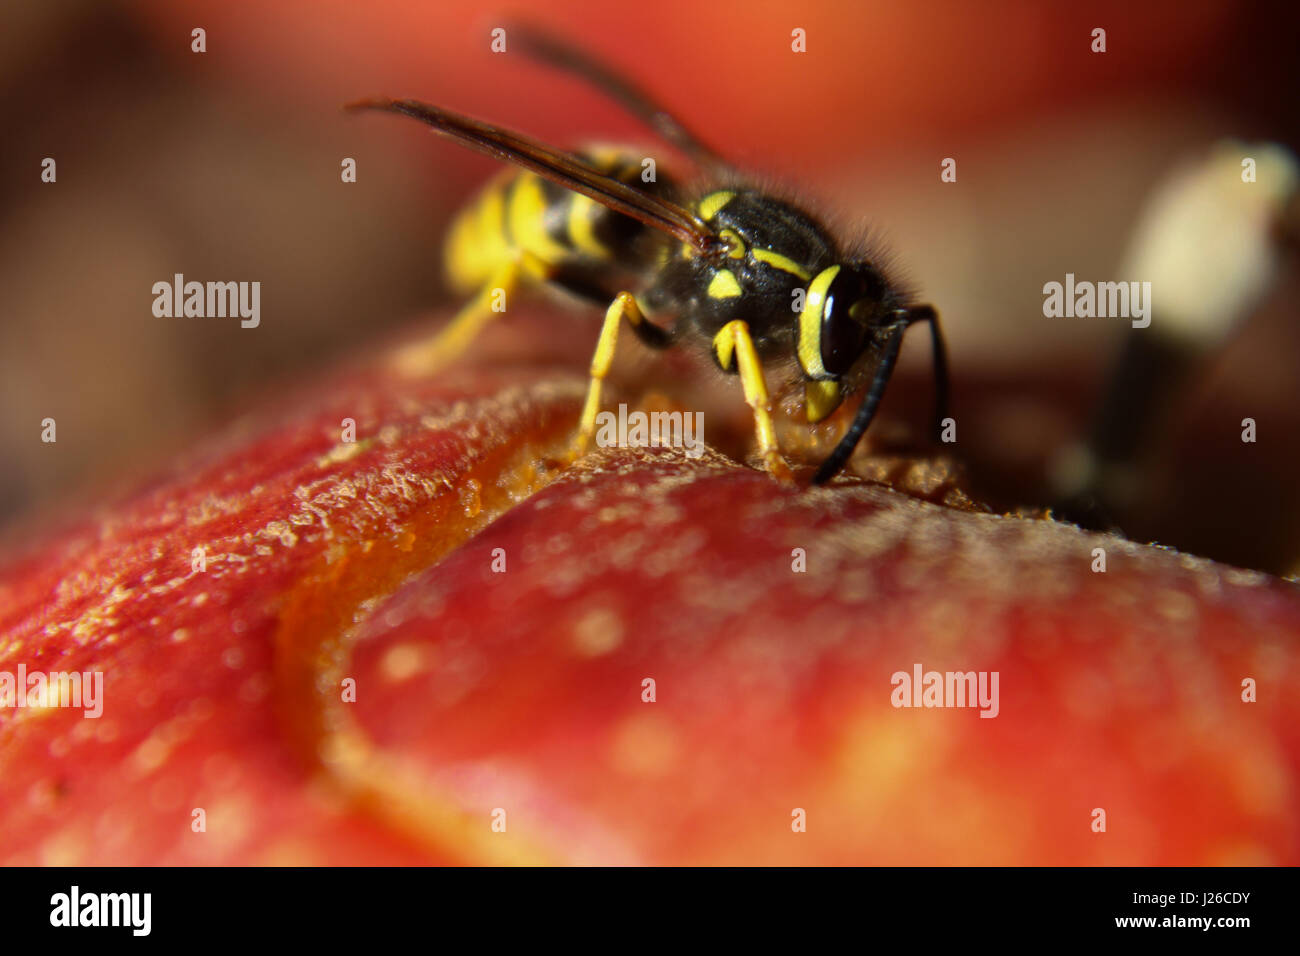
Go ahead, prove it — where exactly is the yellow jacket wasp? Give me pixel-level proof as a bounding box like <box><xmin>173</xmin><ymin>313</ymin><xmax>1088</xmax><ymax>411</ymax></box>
<box><xmin>348</xmin><ymin>26</ymin><xmax>949</xmax><ymax>484</ymax></box>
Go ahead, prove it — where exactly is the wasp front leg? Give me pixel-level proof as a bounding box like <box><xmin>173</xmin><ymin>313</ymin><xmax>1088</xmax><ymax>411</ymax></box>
<box><xmin>571</xmin><ymin>291</ymin><xmax>671</xmax><ymax>459</ymax></box>
<box><xmin>713</xmin><ymin>320</ymin><xmax>794</xmax><ymax>482</ymax></box>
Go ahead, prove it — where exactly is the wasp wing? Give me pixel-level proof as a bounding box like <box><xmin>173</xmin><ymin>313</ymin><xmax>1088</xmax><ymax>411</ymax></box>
<box><xmin>347</xmin><ymin>97</ymin><xmax>725</xmax><ymax>258</ymax></box>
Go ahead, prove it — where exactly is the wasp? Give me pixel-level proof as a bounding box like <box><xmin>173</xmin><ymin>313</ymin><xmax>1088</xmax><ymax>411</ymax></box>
<box><xmin>348</xmin><ymin>26</ymin><xmax>949</xmax><ymax>484</ymax></box>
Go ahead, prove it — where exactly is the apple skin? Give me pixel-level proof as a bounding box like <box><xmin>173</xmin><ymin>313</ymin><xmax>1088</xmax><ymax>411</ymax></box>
<box><xmin>0</xmin><ymin>334</ymin><xmax>584</xmax><ymax>864</ymax></box>
<box><xmin>1</xmin><ymin>313</ymin><xmax>1297</xmax><ymax>865</ymax></box>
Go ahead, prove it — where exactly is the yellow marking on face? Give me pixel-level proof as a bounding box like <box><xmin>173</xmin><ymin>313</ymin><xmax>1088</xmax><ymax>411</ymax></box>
<box><xmin>507</xmin><ymin>174</ymin><xmax>569</xmax><ymax>261</ymax></box>
<box><xmin>752</xmin><ymin>248</ymin><xmax>812</xmax><ymax>281</ymax></box>
<box><xmin>805</xmin><ymin>380</ymin><xmax>843</xmax><ymax>423</ymax></box>
<box><xmin>567</xmin><ymin>193</ymin><xmax>607</xmax><ymax>258</ymax></box>
<box><xmin>697</xmin><ymin>190</ymin><xmax>735</xmax><ymax>221</ymax></box>
<box><xmin>708</xmin><ymin>269</ymin><xmax>743</xmax><ymax>299</ymax></box>
<box><xmin>719</xmin><ymin>228</ymin><xmax>746</xmax><ymax>259</ymax></box>
<box><xmin>798</xmin><ymin>265</ymin><xmax>841</xmax><ymax>378</ymax></box>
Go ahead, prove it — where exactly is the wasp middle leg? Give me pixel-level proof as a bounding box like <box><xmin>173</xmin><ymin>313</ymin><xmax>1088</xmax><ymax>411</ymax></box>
<box><xmin>571</xmin><ymin>291</ymin><xmax>673</xmax><ymax>459</ymax></box>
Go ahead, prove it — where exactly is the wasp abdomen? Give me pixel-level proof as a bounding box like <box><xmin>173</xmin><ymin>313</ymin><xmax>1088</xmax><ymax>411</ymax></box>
<box><xmin>445</xmin><ymin>148</ymin><xmax>674</xmax><ymax>297</ymax></box>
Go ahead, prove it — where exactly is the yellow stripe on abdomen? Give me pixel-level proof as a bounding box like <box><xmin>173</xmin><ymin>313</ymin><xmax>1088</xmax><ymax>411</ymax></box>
<box><xmin>567</xmin><ymin>193</ymin><xmax>609</xmax><ymax>259</ymax></box>
<box><xmin>445</xmin><ymin>150</ymin><xmax>649</xmax><ymax>293</ymax></box>
<box><xmin>445</xmin><ymin>174</ymin><xmax>512</xmax><ymax>293</ymax></box>
<box><xmin>507</xmin><ymin>174</ymin><xmax>572</xmax><ymax>264</ymax></box>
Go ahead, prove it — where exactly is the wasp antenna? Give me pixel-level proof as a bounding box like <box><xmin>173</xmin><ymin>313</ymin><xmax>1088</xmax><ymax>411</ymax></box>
<box><xmin>812</xmin><ymin>323</ymin><xmax>907</xmax><ymax>484</ymax></box>
<box><xmin>505</xmin><ymin>21</ymin><xmax>732</xmax><ymax>175</ymax></box>
<box><xmin>345</xmin><ymin>97</ymin><xmax>389</xmax><ymax>112</ymax></box>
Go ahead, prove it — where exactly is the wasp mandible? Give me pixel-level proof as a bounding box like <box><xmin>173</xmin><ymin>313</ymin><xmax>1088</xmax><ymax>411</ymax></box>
<box><xmin>349</xmin><ymin>25</ymin><xmax>949</xmax><ymax>484</ymax></box>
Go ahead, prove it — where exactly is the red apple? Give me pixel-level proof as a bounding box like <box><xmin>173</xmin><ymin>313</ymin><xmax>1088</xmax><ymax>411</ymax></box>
<box><xmin>2</xmin><ymin>307</ymin><xmax>1297</xmax><ymax>865</ymax></box>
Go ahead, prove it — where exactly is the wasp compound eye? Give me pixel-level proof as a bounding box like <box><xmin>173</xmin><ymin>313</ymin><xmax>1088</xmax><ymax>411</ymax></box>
<box><xmin>819</xmin><ymin>268</ymin><xmax>872</xmax><ymax>376</ymax></box>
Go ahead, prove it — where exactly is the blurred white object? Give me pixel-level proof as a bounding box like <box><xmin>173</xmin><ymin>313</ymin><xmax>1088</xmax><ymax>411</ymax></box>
<box><xmin>1121</xmin><ymin>139</ymin><xmax>1298</xmax><ymax>345</ymax></box>
<box><xmin>1051</xmin><ymin>140</ymin><xmax>1297</xmax><ymax>517</ymax></box>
